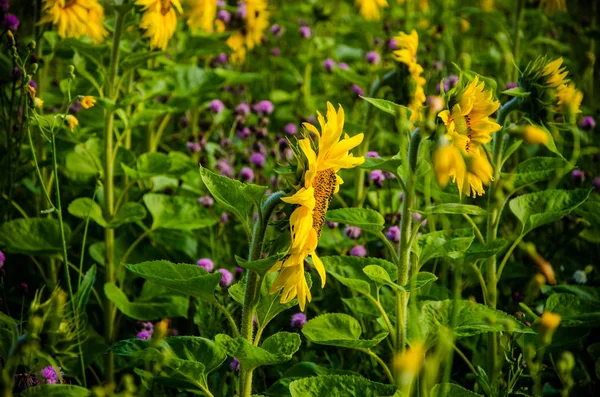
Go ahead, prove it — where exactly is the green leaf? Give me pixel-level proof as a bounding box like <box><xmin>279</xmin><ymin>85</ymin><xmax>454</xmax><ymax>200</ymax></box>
<box><xmin>22</xmin><ymin>385</ymin><xmax>91</xmax><ymax>397</ymax></box>
<box><xmin>405</xmin><ymin>272</ymin><xmax>438</xmax><ymax>291</ymax></box>
<box><xmin>73</xmin><ymin>265</ymin><xmax>96</xmax><ymax>311</ymax></box>
<box><xmin>465</xmin><ymin>239</ymin><xmax>508</xmax><ymax>261</ymax></box>
<box><xmin>109</xmin><ymin>202</ymin><xmax>147</xmax><ymax>228</ymax></box>
<box><xmin>325</xmin><ymin>208</ymin><xmax>385</xmax><ymax>235</ymax></box>
<box><xmin>360</xmin><ymin>96</ymin><xmax>410</xmax><ymax>117</ymax></box>
<box><xmin>166</xmin><ymin>336</ymin><xmax>227</xmax><ymax>374</ymax></box>
<box><xmin>502</xmin><ymin>157</ymin><xmax>572</xmax><ymax>190</ymax></box>
<box><xmin>150</xmin><ymin>229</ymin><xmax>198</xmax><ymax>259</ymax></box>
<box><xmin>413</xmin><ymin>228</ymin><xmax>475</xmax><ymax>266</ymax></box>
<box><xmin>68</xmin><ymin>198</ymin><xmax>106</xmax><ymax>227</ymax></box>
<box><xmin>122</xmin><ymin>152</ymin><xmax>172</xmax><ymax>179</ymax></box>
<box><xmin>143</xmin><ymin>193</ymin><xmax>217</xmax><ymax>230</ymax></box>
<box><xmin>235</xmin><ymin>254</ymin><xmax>283</xmax><ymax>276</ymax></box>
<box><xmin>509</xmin><ymin>189</ymin><xmax>591</xmax><ymax>234</ymax></box>
<box><xmin>289</xmin><ymin>375</ymin><xmax>397</xmax><ymax>397</ymax></box>
<box><xmin>121</xmin><ymin>52</ymin><xmax>163</xmax><ymax>72</ymax></box>
<box><xmin>0</xmin><ymin>218</ymin><xmax>71</xmax><ymax>256</ymax></box>
<box><xmin>431</xmin><ymin>383</ymin><xmax>483</xmax><ymax>397</ymax></box>
<box><xmin>419</xmin><ymin>300</ymin><xmax>535</xmax><ymax>341</ymax></box>
<box><xmin>302</xmin><ymin>313</ymin><xmax>387</xmax><ymax>349</ymax></box>
<box><xmin>362</xmin><ymin>265</ymin><xmax>403</xmax><ymax>292</ymax></box>
<box><xmin>542</xmin><ymin>285</ymin><xmax>600</xmax><ymax>303</ymax></box>
<box><xmin>0</xmin><ymin>313</ymin><xmax>18</xmax><ymax>359</ymax></box>
<box><xmin>323</xmin><ymin>256</ymin><xmax>397</xmax><ymax>296</ymax></box>
<box><xmin>545</xmin><ymin>293</ymin><xmax>600</xmax><ymax>327</ymax></box>
<box><xmin>125</xmin><ymin>261</ymin><xmax>222</xmax><ymax>302</ymax></box>
<box><xmin>104</xmin><ymin>282</ymin><xmax>188</xmax><ymax>321</ymax></box>
<box><xmin>501</xmin><ymin>87</ymin><xmax>530</xmax><ymax>97</ymax></box>
<box><xmin>216</xmin><ymin>332</ymin><xmax>301</xmax><ymax>370</ymax></box>
<box><xmin>200</xmin><ymin>166</ymin><xmax>267</xmax><ymax>227</ymax></box>
<box><xmin>416</xmin><ymin>204</ymin><xmax>486</xmax><ymax>216</ymax></box>
<box><xmin>359</xmin><ymin>156</ymin><xmax>403</xmax><ymax>174</ymax></box>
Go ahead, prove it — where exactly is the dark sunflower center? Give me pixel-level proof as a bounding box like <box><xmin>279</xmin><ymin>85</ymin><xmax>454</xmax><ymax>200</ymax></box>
<box><xmin>160</xmin><ymin>0</ymin><xmax>172</xmax><ymax>15</ymax></box>
<box><xmin>312</xmin><ymin>169</ymin><xmax>337</xmax><ymax>239</ymax></box>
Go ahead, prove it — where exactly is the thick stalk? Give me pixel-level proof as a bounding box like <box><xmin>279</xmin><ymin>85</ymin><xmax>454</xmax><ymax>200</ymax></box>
<box><xmin>239</xmin><ymin>191</ymin><xmax>285</xmax><ymax>397</ymax></box>
<box><xmin>103</xmin><ymin>10</ymin><xmax>125</xmax><ymax>384</ymax></box>
<box><xmin>395</xmin><ymin>129</ymin><xmax>421</xmax><ymax>351</ymax></box>
<box><xmin>485</xmin><ymin>96</ymin><xmax>522</xmax><ymax>379</ymax></box>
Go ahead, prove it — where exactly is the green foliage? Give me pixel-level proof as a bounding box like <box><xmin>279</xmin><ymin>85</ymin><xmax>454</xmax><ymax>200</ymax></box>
<box><xmin>0</xmin><ymin>218</ymin><xmax>71</xmax><ymax>255</ymax></box>
<box><xmin>325</xmin><ymin>209</ymin><xmax>385</xmax><ymax>234</ymax></box>
<box><xmin>143</xmin><ymin>193</ymin><xmax>217</xmax><ymax>230</ymax></box>
<box><xmin>22</xmin><ymin>385</ymin><xmax>91</xmax><ymax>397</ymax></box>
<box><xmin>302</xmin><ymin>313</ymin><xmax>387</xmax><ymax>349</ymax></box>
<box><xmin>289</xmin><ymin>375</ymin><xmax>397</xmax><ymax>397</ymax></box>
<box><xmin>216</xmin><ymin>332</ymin><xmax>301</xmax><ymax>370</ymax></box>
<box><xmin>104</xmin><ymin>282</ymin><xmax>189</xmax><ymax>321</ymax></box>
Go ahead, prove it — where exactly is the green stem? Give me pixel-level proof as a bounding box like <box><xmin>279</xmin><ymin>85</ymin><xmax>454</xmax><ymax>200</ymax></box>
<box><xmin>239</xmin><ymin>191</ymin><xmax>285</xmax><ymax>397</ymax></box>
<box><xmin>395</xmin><ymin>128</ymin><xmax>421</xmax><ymax>352</ymax></box>
<box><xmin>511</xmin><ymin>0</ymin><xmax>524</xmax><ymax>81</ymax></box>
<box><xmin>51</xmin><ymin>132</ymin><xmax>86</xmax><ymax>386</ymax></box>
<box><xmin>485</xmin><ymin>96</ymin><xmax>522</xmax><ymax>380</ymax></box>
<box><xmin>366</xmin><ymin>294</ymin><xmax>396</xmax><ymax>344</ymax></box>
<box><xmin>496</xmin><ymin>234</ymin><xmax>524</xmax><ymax>281</ymax></box>
<box><xmin>213</xmin><ymin>299</ymin><xmax>240</xmax><ymax>337</ymax></box>
<box><xmin>463</xmin><ymin>214</ymin><xmax>485</xmax><ymax>245</ymax></box>
<box><xmin>103</xmin><ymin>9</ymin><xmax>125</xmax><ymax>384</ymax></box>
<box><xmin>358</xmin><ymin>348</ymin><xmax>395</xmax><ymax>384</ymax></box>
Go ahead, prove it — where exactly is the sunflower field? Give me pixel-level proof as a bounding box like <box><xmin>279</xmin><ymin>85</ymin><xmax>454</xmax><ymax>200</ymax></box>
<box><xmin>1</xmin><ymin>0</ymin><xmax>600</xmax><ymax>396</ymax></box>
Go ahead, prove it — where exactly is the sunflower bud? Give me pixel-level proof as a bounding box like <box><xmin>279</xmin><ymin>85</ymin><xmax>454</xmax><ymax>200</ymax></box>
<box><xmin>538</xmin><ymin>311</ymin><xmax>561</xmax><ymax>345</ymax></box>
<box><xmin>522</xmin><ymin>125</ymin><xmax>549</xmax><ymax>145</ymax></box>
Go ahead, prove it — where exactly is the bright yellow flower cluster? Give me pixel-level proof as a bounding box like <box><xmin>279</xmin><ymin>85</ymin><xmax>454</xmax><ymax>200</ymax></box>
<box><xmin>542</xmin><ymin>58</ymin><xmax>582</xmax><ymax>117</ymax></box>
<box><xmin>434</xmin><ymin>76</ymin><xmax>501</xmax><ymax>197</ymax></box>
<box><xmin>269</xmin><ymin>103</ymin><xmax>364</xmax><ymax>311</ymax></box>
<box><xmin>187</xmin><ymin>0</ymin><xmax>218</xmax><ymax>33</ymax></box>
<box><xmin>227</xmin><ymin>0</ymin><xmax>269</xmax><ymax>63</ymax></box>
<box><xmin>393</xmin><ymin>30</ymin><xmax>426</xmax><ymax>123</ymax></box>
<box><xmin>136</xmin><ymin>0</ymin><xmax>183</xmax><ymax>51</ymax></box>
<box><xmin>355</xmin><ymin>0</ymin><xmax>388</xmax><ymax>21</ymax></box>
<box><xmin>40</xmin><ymin>0</ymin><xmax>108</xmax><ymax>44</ymax></box>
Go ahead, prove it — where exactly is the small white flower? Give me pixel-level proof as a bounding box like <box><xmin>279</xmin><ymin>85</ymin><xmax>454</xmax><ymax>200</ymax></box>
<box><xmin>573</xmin><ymin>270</ymin><xmax>587</xmax><ymax>285</ymax></box>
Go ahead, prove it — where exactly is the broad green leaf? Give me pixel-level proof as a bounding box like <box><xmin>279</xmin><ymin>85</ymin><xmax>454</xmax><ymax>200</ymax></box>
<box><xmin>121</xmin><ymin>52</ymin><xmax>163</xmax><ymax>72</ymax></box>
<box><xmin>360</xmin><ymin>96</ymin><xmax>410</xmax><ymax>117</ymax></box>
<box><xmin>0</xmin><ymin>313</ymin><xmax>18</xmax><ymax>359</ymax></box>
<box><xmin>73</xmin><ymin>265</ymin><xmax>96</xmax><ymax>311</ymax></box>
<box><xmin>150</xmin><ymin>229</ymin><xmax>198</xmax><ymax>259</ymax></box>
<box><xmin>431</xmin><ymin>383</ymin><xmax>483</xmax><ymax>397</ymax></box>
<box><xmin>110</xmin><ymin>338</ymin><xmax>150</xmax><ymax>358</ymax></box>
<box><xmin>342</xmin><ymin>296</ymin><xmax>381</xmax><ymax>319</ymax></box>
<box><xmin>541</xmin><ymin>285</ymin><xmax>600</xmax><ymax>303</ymax></box>
<box><xmin>323</xmin><ymin>256</ymin><xmax>397</xmax><ymax>296</ymax></box>
<box><xmin>502</xmin><ymin>157</ymin><xmax>572</xmax><ymax>190</ymax></box>
<box><xmin>235</xmin><ymin>254</ymin><xmax>283</xmax><ymax>276</ymax></box>
<box><xmin>126</xmin><ymin>261</ymin><xmax>222</xmax><ymax>302</ymax></box>
<box><xmin>104</xmin><ymin>282</ymin><xmax>188</xmax><ymax>321</ymax></box>
<box><xmin>289</xmin><ymin>375</ymin><xmax>397</xmax><ymax>397</ymax></box>
<box><xmin>68</xmin><ymin>198</ymin><xmax>106</xmax><ymax>227</ymax></box>
<box><xmin>418</xmin><ymin>300</ymin><xmax>535</xmax><ymax>342</ymax></box>
<box><xmin>216</xmin><ymin>332</ymin><xmax>301</xmax><ymax>370</ymax></box>
<box><xmin>501</xmin><ymin>87</ymin><xmax>530</xmax><ymax>97</ymax></box>
<box><xmin>359</xmin><ymin>156</ymin><xmax>403</xmax><ymax>174</ymax></box>
<box><xmin>363</xmin><ymin>265</ymin><xmax>403</xmax><ymax>292</ymax></box>
<box><xmin>302</xmin><ymin>313</ymin><xmax>388</xmax><ymax>349</ymax></box>
<box><xmin>416</xmin><ymin>204</ymin><xmax>486</xmax><ymax>216</ymax></box>
<box><xmin>545</xmin><ymin>293</ymin><xmax>600</xmax><ymax>327</ymax></box>
<box><xmin>0</xmin><ymin>218</ymin><xmax>71</xmax><ymax>256</ymax></box>
<box><xmin>509</xmin><ymin>189</ymin><xmax>591</xmax><ymax>234</ymax></box>
<box><xmin>200</xmin><ymin>166</ymin><xmax>267</xmax><ymax>225</ymax></box>
<box><xmin>325</xmin><ymin>208</ymin><xmax>385</xmax><ymax>235</ymax></box>
<box><xmin>405</xmin><ymin>272</ymin><xmax>438</xmax><ymax>291</ymax></box>
<box><xmin>465</xmin><ymin>239</ymin><xmax>508</xmax><ymax>261</ymax></box>
<box><xmin>166</xmin><ymin>336</ymin><xmax>227</xmax><ymax>374</ymax></box>
<box><xmin>22</xmin><ymin>385</ymin><xmax>91</xmax><ymax>397</ymax></box>
<box><xmin>228</xmin><ymin>281</ymin><xmax>244</xmax><ymax>305</ymax></box>
<box><xmin>143</xmin><ymin>193</ymin><xmax>217</xmax><ymax>230</ymax></box>
<box><xmin>122</xmin><ymin>152</ymin><xmax>172</xmax><ymax>179</ymax></box>
<box><xmin>413</xmin><ymin>228</ymin><xmax>475</xmax><ymax>266</ymax></box>
<box><xmin>109</xmin><ymin>202</ymin><xmax>147</xmax><ymax>228</ymax></box>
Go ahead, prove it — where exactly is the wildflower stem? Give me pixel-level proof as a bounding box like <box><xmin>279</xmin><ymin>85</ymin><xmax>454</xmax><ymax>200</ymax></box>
<box><xmin>357</xmin><ymin>348</ymin><xmax>395</xmax><ymax>384</ymax></box>
<box><xmin>511</xmin><ymin>0</ymin><xmax>525</xmax><ymax>81</ymax></box>
<box><xmin>396</xmin><ymin>128</ymin><xmax>421</xmax><ymax>352</ymax></box>
<box><xmin>240</xmin><ymin>191</ymin><xmax>285</xmax><ymax>397</ymax></box>
<box><xmin>103</xmin><ymin>8</ymin><xmax>126</xmax><ymax>384</ymax></box>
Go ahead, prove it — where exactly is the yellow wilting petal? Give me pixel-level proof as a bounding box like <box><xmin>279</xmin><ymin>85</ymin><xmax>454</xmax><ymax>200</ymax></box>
<box><xmin>311</xmin><ymin>252</ymin><xmax>326</xmax><ymax>288</ymax></box>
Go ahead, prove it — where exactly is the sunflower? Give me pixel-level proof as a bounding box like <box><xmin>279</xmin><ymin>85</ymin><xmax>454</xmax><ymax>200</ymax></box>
<box><xmin>40</xmin><ymin>0</ymin><xmax>108</xmax><ymax>44</ymax></box>
<box><xmin>187</xmin><ymin>0</ymin><xmax>218</xmax><ymax>33</ymax></box>
<box><xmin>225</xmin><ymin>0</ymin><xmax>269</xmax><ymax>63</ymax></box>
<box><xmin>269</xmin><ymin>103</ymin><xmax>364</xmax><ymax>311</ymax></box>
<box><xmin>355</xmin><ymin>0</ymin><xmax>389</xmax><ymax>21</ymax></box>
<box><xmin>557</xmin><ymin>83</ymin><xmax>583</xmax><ymax>116</ymax></box>
<box><xmin>136</xmin><ymin>0</ymin><xmax>183</xmax><ymax>50</ymax></box>
<box><xmin>542</xmin><ymin>57</ymin><xmax>569</xmax><ymax>91</ymax></box>
<box><xmin>393</xmin><ymin>30</ymin><xmax>426</xmax><ymax>123</ymax></box>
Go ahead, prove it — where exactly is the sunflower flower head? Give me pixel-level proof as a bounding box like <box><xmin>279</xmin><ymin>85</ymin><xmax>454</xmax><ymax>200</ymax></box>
<box><xmin>187</xmin><ymin>0</ymin><xmax>218</xmax><ymax>33</ymax></box>
<box><xmin>225</xmin><ymin>0</ymin><xmax>269</xmax><ymax>63</ymax></box>
<box><xmin>393</xmin><ymin>30</ymin><xmax>426</xmax><ymax>123</ymax></box>
<box><xmin>269</xmin><ymin>103</ymin><xmax>364</xmax><ymax>311</ymax></box>
<box><xmin>136</xmin><ymin>0</ymin><xmax>183</xmax><ymax>50</ymax></box>
<box><xmin>40</xmin><ymin>0</ymin><xmax>108</xmax><ymax>44</ymax></box>
<box><xmin>355</xmin><ymin>0</ymin><xmax>389</xmax><ymax>21</ymax></box>
<box><xmin>65</xmin><ymin>115</ymin><xmax>79</xmax><ymax>131</ymax></box>
<box><xmin>80</xmin><ymin>96</ymin><xmax>96</xmax><ymax>109</ymax></box>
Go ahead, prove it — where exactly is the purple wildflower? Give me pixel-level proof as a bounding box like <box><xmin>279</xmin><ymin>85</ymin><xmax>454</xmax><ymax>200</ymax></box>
<box><xmin>386</xmin><ymin>226</ymin><xmax>400</xmax><ymax>243</ymax></box>
<box><xmin>199</xmin><ymin>195</ymin><xmax>214</xmax><ymax>208</ymax></box>
<box><xmin>221</xmin><ymin>212</ymin><xmax>229</xmax><ymax>223</ymax></box>
<box><xmin>327</xmin><ymin>221</ymin><xmax>338</xmax><ymax>228</ymax></box>
<box><xmin>136</xmin><ymin>329</ymin><xmax>153</xmax><ymax>340</ymax></box>
<box><xmin>40</xmin><ymin>366</ymin><xmax>64</xmax><ymax>384</ymax></box>
<box><xmin>214</xmin><ymin>53</ymin><xmax>228</xmax><ymax>65</ymax></box>
<box><xmin>572</xmin><ymin>169</ymin><xmax>585</xmax><ymax>183</ymax></box>
<box><xmin>216</xmin><ymin>159</ymin><xmax>233</xmax><ymax>178</ymax></box>
<box><xmin>250</xmin><ymin>152</ymin><xmax>266</xmax><ymax>168</ymax></box>
<box><xmin>284</xmin><ymin>123</ymin><xmax>298</xmax><ymax>135</ymax></box>
<box><xmin>217</xmin><ymin>10</ymin><xmax>231</xmax><ymax>24</ymax></box>
<box><xmin>197</xmin><ymin>258</ymin><xmax>214</xmax><ymax>272</ymax></box>
<box><xmin>218</xmin><ymin>268</ymin><xmax>233</xmax><ymax>287</ymax></box>
<box><xmin>237</xmin><ymin>127</ymin><xmax>251</xmax><ymax>139</ymax></box>
<box><xmin>579</xmin><ymin>116</ymin><xmax>596</xmax><ymax>130</ymax></box>
<box><xmin>369</xmin><ymin>170</ymin><xmax>385</xmax><ymax>188</ymax></box>
<box><xmin>2</xmin><ymin>14</ymin><xmax>19</xmax><ymax>31</ymax></box>
<box><xmin>505</xmin><ymin>82</ymin><xmax>518</xmax><ymax>90</ymax></box>
<box><xmin>270</xmin><ymin>24</ymin><xmax>282</xmax><ymax>36</ymax></box>
<box><xmin>388</xmin><ymin>38</ymin><xmax>397</xmax><ymax>50</ymax></box>
<box><xmin>240</xmin><ymin>167</ymin><xmax>254</xmax><ymax>182</ymax></box>
<box><xmin>0</xmin><ymin>250</ymin><xmax>4</xmax><ymax>268</ymax></box>
<box><xmin>344</xmin><ymin>226</ymin><xmax>361</xmax><ymax>239</ymax></box>
<box><xmin>236</xmin><ymin>102</ymin><xmax>251</xmax><ymax>116</ymax></box>
<box><xmin>323</xmin><ymin>58</ymin><xmax>336</xmax><ymax>72</ymax></box>
<box><xmin>365</xmin><ymin>51</ymin><xmax>381</xmax><ymax>64</ymax></box>
<box><xmin>352</xmin><ymin>84</ymin><xmax>364</xmax><ymax>96</ymax></box>
<box><xmin>593</xmin><ymin>177</ymin><xmax>600</xmax><ymax>193</ymax></box>
<box><xmin>365</xmin><ymin>151</ymin><xmax>379</xmax><ymax>158</ymax></box>
<box><xmin>230</xmin><ymin>358</ymin><xmax>240</xmax><ymax>372</ymax></box>
<box><xmin>253</xmin><ymin>100</ymin><xmax>274</xmax><ymax>115</ymax></box>
<box><xmin>338</xmin><ymin>62</ymin><xmax>349</xmax><ymax>70</ymax></box>
<box><xmin>299</xmin><ymin>26</ymin><xmax>311</xmax><ymax>38</ymax></box>
<box><xmin>349</xmin><ymin>245</ymin><xmax>367</xmax><ymax>257</ymax></box>
<box><xmin>187</xmin><ymin>141</ymin><xmax>201</xmax><ymax>153</ymax></box>
<box><xmin>236</xmin><ymin>2</ymin><xmax>247</xmax><ymax>18</ymax></box>
<box><xmin>290</xmin><ymin>313</ymin><xmax>307</xmax><ymax>328</ymax></box>
<box><xmin>208</xmin><ymin>99</ymin><xmax>225</xmax><ymax>113</ymax></box>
